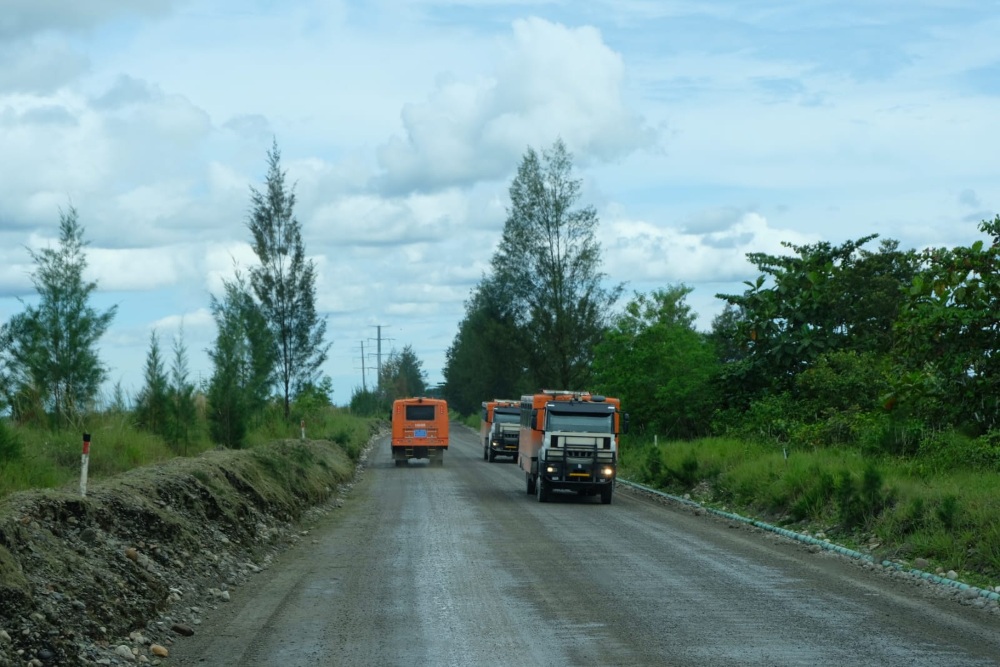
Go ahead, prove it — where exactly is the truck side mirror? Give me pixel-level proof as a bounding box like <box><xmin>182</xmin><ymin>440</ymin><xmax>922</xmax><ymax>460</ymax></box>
<box><xmin>530</xmin><ymin>410</ymin><xmax>538</xmax><ymax>430</ymax></box>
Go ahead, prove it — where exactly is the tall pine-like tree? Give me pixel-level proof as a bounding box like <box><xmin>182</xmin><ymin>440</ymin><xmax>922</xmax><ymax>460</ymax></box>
<box><xmin>206</xmin><ymin>273</ymin><xmax>276</xmax><ymax>448</ymax></box>
<box><xmin>246</xmin><ymin>140</ymin><xmax>330</xmax><ymax>419</ymax></box>
<box><xmin>166</xmin><ymin>326</ymin><xmax>198</xmax><ymax>454</ymax></box>
<box><xmin>134</xmin><ymin>330</ymin><xmax>169</xmax><ymax>435</ymax></box>
<box><xmin>491</xmin><ymin>139</ymin><xmax>622</xmax><ymax>389</ymax></box>
<box><xmin>0</xmin><ymin>206</ymin><xmax>116</xmax><ymax>423</ymax></box>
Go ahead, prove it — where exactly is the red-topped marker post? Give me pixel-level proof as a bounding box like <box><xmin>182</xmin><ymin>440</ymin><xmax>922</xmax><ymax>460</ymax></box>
<box><xmin>80</xmin><ymin>432</ymin><xmax>91</xmax><ymax>497</ymax></box>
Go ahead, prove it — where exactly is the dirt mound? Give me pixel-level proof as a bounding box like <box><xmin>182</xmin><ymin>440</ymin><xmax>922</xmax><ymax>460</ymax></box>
<box><xmin>0</xmin><ymin>435</ymin><xmax>376</xmax><ymax>667</ymax></box>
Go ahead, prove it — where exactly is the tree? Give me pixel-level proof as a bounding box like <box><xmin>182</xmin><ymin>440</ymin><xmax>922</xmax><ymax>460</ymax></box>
<box><xmin>246</xmin><ymin>140</ymin><xmax>330</xmax><ymax>420</ymax></box>
<box><xmin>716</xmin><ymin>235</ymin><xmax>917</xmax><ymax>397</ymax></box>
<box><xmin>443</xmin><ymin>277</ymin><xmax>530</xmax><ymax>415</ymax></box>
<box><xmin>206</xmin><ymin>274</ymin><xmax>276</xmax><ymax>448</ymax></box>
<box><xmin>890</xmin><ymin>216</ymin><xmax>1000</xmax><ymax>432</ymax></box>
<box><xmin>166</xmin><ymin>326</ymin><xmax>198</xmax><ymax>454</ymax></box>
<box><xmin>379</xmin><ymin>345</ymin><xmax>427</xmax><ymax>401</ymax></box>
<box><xmin>0</xmin><ymin>206</ymin><xmax>116</xmax><ymax>424</ymax></box>
<box><xmin>134</xmin><ymin>330</ymin><xmax>170</xmax><ymax>436</ymax></box>
<box><xmin>491</xmin><ymin>139</ymin><xmax>622</xmax><ymax>389</ymax></box>
<box><xmin>592</xmin><ymin>286</ymin><xmax>719</xmax><ymax>438</ymax></box>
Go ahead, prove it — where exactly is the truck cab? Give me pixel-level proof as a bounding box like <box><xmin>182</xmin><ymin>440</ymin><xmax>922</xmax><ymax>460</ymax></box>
<box><xmin>518</xmin><ymin>390</ymin><xmax>626</xmax><ymax>504</ymax></box>
<box><xmin>480</xmin><ymin>399</ymin><xmax>520</xmax><ymax>462</ymax></box>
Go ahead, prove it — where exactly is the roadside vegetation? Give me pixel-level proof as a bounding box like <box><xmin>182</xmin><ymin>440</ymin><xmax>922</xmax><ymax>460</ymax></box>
<box><xmin>0</xmin><ymin>142</ymin><xmax>385</xmax><ymax>501</ymax></box>
<box><xmin>618</xmin><ymin>435</ymin><xmax>1000</xmax><ymax>584</ymax></box>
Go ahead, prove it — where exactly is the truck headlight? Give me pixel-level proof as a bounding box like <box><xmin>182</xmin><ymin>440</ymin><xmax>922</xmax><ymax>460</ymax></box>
<box><xmin>601</xmin><ymin>466</ymin><xmax>615</xmax><ymax>477</ymax></box>
<box><xmin>545</xmin><ymin>465</ymin><xmax>559</xmax><ymax>474</ymax></box>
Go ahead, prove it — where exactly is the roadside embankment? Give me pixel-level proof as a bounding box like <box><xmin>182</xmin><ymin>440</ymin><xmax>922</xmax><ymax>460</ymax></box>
<box><xmin>0</xmin><ymin>434</ymin><xmax>378</xmax><ymax>667</ymax></box>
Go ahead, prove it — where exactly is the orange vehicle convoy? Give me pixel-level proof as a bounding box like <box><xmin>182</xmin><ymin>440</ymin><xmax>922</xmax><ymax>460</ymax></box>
<box><xmin>518</xmin><ymin>390</ymin><xmax>627</xmax><ymax>504</ymax></box>
<box><xmin>391</xmin><ymin>397</ymin><xmax>449</xmax><ymax>466</ymax></box>
<box><xmin>480</xmin><ymin>399</ymin><xmax>520</xmax><ymax>462</ymax></box>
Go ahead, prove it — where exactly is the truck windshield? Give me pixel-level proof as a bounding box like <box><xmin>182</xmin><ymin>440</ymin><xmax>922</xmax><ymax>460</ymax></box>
<box><xmin>494</xmin><ymin>411</ymin><xmax>518</xmax><ymax>424</ymax></box>
<box><xmin>546</xmin><ymin>411</ymin><xmax>613</xmax><ymax>433</ymax></box>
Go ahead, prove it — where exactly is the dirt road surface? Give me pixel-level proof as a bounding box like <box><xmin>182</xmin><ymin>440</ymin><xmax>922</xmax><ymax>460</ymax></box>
<box><xmin>168</xmin><ymin>425</ymin><xmax>1000</xmax><ymax>667</ymax></box>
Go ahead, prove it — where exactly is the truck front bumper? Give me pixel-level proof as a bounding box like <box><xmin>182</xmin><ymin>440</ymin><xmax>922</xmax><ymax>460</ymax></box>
<box><xmin>537</xmin><ymin>461</ymin><xmax>616</xmax><ymax>490</ymax></box>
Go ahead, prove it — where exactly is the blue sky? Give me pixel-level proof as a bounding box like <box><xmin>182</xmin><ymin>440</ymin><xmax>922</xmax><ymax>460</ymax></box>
<box><xmin>1</xmin><ymin>0</ymin><xmax>998</xmax><ymax>405</ymax></box>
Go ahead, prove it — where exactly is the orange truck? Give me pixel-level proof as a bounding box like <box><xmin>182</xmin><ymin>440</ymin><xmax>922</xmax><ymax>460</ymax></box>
<box><xmin>480</xmin><ymin>399</ymin><xmax>520</xmax><ymax>462</ymax></box>
<box><xmin>391</xmin><ymin>397</ymin><xmax>449</xmax><ymax>466</ymax></box>
<box><xmin>518</xmin><ymin>390</ymin><xmax>627</xmax><ymax>504</ymax></box>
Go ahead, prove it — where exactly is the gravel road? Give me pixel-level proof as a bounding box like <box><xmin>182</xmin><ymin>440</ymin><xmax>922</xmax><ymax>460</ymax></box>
<box><xmin>168</xmin><ymin>425</ymin><xmax>1000</xmax><ymax>667</ymax></box>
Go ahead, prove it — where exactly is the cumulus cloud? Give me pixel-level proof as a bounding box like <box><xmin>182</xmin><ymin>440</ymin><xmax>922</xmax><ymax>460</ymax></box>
<box><xmin>602</xmin><ymin>212</ymin><xmax>817</xmax><ymax>284</ymax></box>
<box><xmin>374</xmin><ymin>17</ymin><xmax>655</xmax><ymax>194</ymax></box>
<box><xmin>310</xmin><ymin>189</ymin><xmax>472</xmax><ymax>247</ymax></box>
<box><xmin>0</xmin><ymin>1</ymin><xmax>178</xmax><ymax>94</ymax></box>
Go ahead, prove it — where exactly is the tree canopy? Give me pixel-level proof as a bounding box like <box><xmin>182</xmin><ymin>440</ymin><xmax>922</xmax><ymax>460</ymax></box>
<box><xmin>0</xmin><ymin>206</ymin><xmax>116</xmax><ymax>424</ymax></box>
<box><xmin>444</xmin><ymin>139</ymin><xmax>621</xmax><ymax>407</ymax></box>
<box><xmin>246</xmin><ymin>140</ymin><xmax>331</xmax><ymax>419</ymax></box>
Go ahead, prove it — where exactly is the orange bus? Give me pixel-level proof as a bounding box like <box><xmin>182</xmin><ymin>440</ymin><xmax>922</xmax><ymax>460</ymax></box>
<box><xmin>391</xmin><ymin>397</ymin><xmax>449</xmax><ymax>466</ymax></box>
<box><xmin>480</xmin><ymin>399</ymin><xmax>520</xmax><ymax>462</ymax></box>
<box><xmin>518</xmin><ymin>390</ymin><xmax>627</xmax><ymax>504</ymax></box>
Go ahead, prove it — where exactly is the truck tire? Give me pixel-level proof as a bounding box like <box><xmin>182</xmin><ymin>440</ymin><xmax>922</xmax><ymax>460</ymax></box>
<box><xmin>483</xmin><ymin>440</ymin><xmax>488</xmax><ymax>461</ymax></box>
<box><xmin>526</xmin><ymin>472</ymin><xmax>535</xmax><ymax>495</ymax></box>
<box><xmin>487</xmin><ymin>448</ymin><xmax>496</xmax><ymax>463</ymax></box>
<box><xmin>600</xmin><ymin>483</ymin><xmax>613</xmax><ymax>505</ymax></box>
<box><xmin>395</xmin><ymin>459</ymin><xmax>404</xmax><ymax>467</ymax></box>
<box><xmin>536</xmin><ymin>475</ymin><xmax>550</xmax><ymax>503</ymax></box>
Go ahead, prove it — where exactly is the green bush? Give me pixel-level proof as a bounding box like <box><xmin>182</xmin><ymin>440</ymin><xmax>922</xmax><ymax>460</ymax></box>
<box><xmin>789</xmin><ymin>467</ymin><xmax>836</xmax><ymax>521</ymax></box>
<box><xmin>935</xmin><ymin>494</ymin><xmax>960</xmax><ymax>532</ymax></box>
<box><xmin>918</xmin><ymin>428</ymin><xmax>1000</xmax><ymax>472</ymax></box>
<box><xmin>0</xmin><ymin>420</ymin><xmax>24</xmax><ymax>461</ymax></box>
<box><xmin>834</xmin><ymin>464</ymin><xmax>892</xmax><ymax>532</ymax></box>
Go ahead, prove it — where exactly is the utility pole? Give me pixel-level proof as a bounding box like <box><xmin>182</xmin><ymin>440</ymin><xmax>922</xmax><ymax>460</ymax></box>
<box><xmin>359</xmin><ymin>340</ymin><xmax>367</xmax><ymax>392</ymax></box>
<box><xmin>370</xmin><ymin>325</ymin><xmax>390</xmax><ymax>391</ymax></box>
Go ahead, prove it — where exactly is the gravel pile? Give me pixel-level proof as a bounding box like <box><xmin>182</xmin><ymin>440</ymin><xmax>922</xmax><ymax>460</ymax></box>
<box><xmin>0</xmin><ymin>436</ymin><xmax>374</xmax><ymax>667</ymax></box>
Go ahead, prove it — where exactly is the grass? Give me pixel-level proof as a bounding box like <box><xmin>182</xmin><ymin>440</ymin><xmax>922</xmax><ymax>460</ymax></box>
<box><xmin>0</xmin><ymin>407</ymin><xmax>378</xmax><ymax>500</ymax></box>
<box><xmin>621</xmin><ymin>435</ymin><xmax>1000</xmax><ymax>586</ymax></box>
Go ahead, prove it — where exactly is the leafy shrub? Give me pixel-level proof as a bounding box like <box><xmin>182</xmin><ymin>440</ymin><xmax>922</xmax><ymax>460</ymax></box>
<box><xmin>790</xmin><ymin>467</ymin><xmax>835</xmax><ymax>521</ymax></box>
<box><xmin>935</xmin><ymin>494</ymin><xmax>960</xmax><ymax>532</ymax></box>
<box><xmin>836</xmin><ymin>464</ymin><xmax>890</xmax><ymax>531</ymax></box>
<box><xmin>0</xmin><ymin>420</ymin><xmax>24</xmax><ymax>461</ymax></box>
<box><xmin>713</xmin><ymin>393</ymin><xmax>802</xmax><ymax>444</ymax></box>
<box><xmin>918</xmin><ymin>428</ymin><xmax>1000</xmax><ymax>472</ymax></box>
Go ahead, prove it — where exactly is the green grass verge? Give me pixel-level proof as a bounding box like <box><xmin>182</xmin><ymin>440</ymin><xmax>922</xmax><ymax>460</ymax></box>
<box><xmin>621</xmin><ymin>435</ymin><xmax>1000</xmax><ymax>586</ymax></box>
<box><xmin>0</xmin><ymin>408</ymin><xmax>378</xmax><ymax>500</ymax></box>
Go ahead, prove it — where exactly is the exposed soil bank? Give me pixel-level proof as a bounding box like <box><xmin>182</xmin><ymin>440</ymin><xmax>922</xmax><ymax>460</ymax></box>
<box><xmin>0</xmin><ymin>434</ymin><xmax>377</xmax><ymax>667</ymax></box>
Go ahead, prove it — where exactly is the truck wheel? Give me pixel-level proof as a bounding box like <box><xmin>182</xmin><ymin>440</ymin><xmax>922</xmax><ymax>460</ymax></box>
<box><xmin>600</xmin><ymin>484</ymin><xmax>613</xmax><ymax>505</ymax></box>
<box><xmin>536</xmin><ymin>476</ymin><xmax>549</xmax><ymax>503</ymax></box>
<box><xmin>483</xmin><ymin>441</ymin><xmax>488</xmax><ymax>461</ymax></box>
<box><xmin>395</xmin><ymin>459</ymin><xmax>404</xmax><ymax>467</ymax></box>
<box><xmin>487</xmin><ymin>448</ymin><xmax>496</xmax><ymax>463</ymax></box>
<box><xmin>526</xmin><ymin>473</ymin><xmax>535</xmax><ymax>495</ymax></box>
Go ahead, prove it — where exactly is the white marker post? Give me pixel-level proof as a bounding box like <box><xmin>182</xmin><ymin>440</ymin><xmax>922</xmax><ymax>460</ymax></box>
<box><xmin>80</xmin><ymin>432</ymin><xmax>91</xmax><ymax>497</ymax></box>
<box><xmin>300</xmin><ymin>419</ymin><xmax>306</xmax><ymax>441</ymax></box>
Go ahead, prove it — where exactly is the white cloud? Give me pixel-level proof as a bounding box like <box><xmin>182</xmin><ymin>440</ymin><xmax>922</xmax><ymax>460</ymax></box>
<box><xmin>603</xmin><ymin>212</ymin><xmax>816</xmax><ymax>285</ymax></box>
<box><xmin>374</xmin><ymin>17</ymin><xmax>655</xmax><ymax>193</ymax></box>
